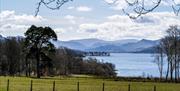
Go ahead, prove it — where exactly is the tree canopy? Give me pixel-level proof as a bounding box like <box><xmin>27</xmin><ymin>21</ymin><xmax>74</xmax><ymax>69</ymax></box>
<box><xmin>24</xmin><ymin>25</ymin><xmax>57</xmax><ymax>78</ymax></box>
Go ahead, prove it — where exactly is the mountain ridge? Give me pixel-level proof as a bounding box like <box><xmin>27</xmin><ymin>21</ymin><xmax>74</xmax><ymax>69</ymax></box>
<box><xmin>0</xmin><ymin>35</ymin><xmax>159</xmax><ymax>53</ymax></box>
<box><xmin>54</xmin><ymin>38</ymin><xmax>159</xmax><ymax>53</ymax></box>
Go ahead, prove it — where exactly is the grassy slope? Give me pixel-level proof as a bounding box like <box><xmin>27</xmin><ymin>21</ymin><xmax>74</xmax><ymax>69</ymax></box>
<box><xmin>0</xmin><ymin>76</ymin><xmax>180</xmax><ymax>91</ymax></box>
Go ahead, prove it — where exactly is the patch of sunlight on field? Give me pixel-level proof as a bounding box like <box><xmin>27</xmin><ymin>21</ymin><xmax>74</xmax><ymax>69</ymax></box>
<box><xmin>0</xmin><ymin>76</ymin><xmax>180</xmax><ymax>91</ymax></box>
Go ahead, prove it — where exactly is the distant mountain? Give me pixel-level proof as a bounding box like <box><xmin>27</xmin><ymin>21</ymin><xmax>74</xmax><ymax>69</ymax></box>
<box><xmin>0</xmin><ymin>35</ymin><xmax>24</xmax><ymax>41</ymax></box>
<box><xmin>113</xmin><ymin>39</ymin><xmax>139</xmax><ymax>45</ymax></box>
<box><xmin>88</xmin><ymin>45</ymin><xmax>125</xmax><ymax>53</ymax></box>
<box><xmin>90</xmin><ymin>39</ymin><xmax>139</xmax><ymax>49</ymax></box>
<box><xmin>85</xmin><ymin>39</ymin><xmax>159</xmax><ymax>53</ymax></box>
<box><xmin>53</xmin><ymin>38</ymin><xmax>159</xmax><ymax>53</ymax></box>
<box><xmin>69</xmin><ymin>38</ymin><xmax>108</xmax><ymax>48</ymax></box>
<box><xmin>134</xmin><ymin>47</ymin><xmax>156</xmax><ymax>53</ymax></box>
<box><xmin>119</xmin><ymin>39</ymin><xmax>159</xmax><ymax>52</ymax></box>
<box><xmin>53</xmin><ymin>38</ymin><xmax>139</xmax><ymax>51</ymax></box>
<box><xmin>53</xmin><ymin>40</ymin><xmax>88</xmax><ymax>50</ymax></box>
<box><xmin>0</xmin><ymin>35</ymin><xmax>4</xmax><ymax>40</ymax></box>
<box><xmin>1</xmin><ymin>35</ymin><xmax>159</xmax><ymax>53</ymax></box>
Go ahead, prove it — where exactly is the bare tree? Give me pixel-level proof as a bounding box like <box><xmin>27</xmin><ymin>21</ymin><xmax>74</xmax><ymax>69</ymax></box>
<box><xmin>154</xmin><ymin>42</ymin><xmax>164</xmax><ymax>80</ymax></box>
<box><xmin>156</xmin><ymin>25</ymin><xmax>180</xmax><ymax>81</ymax></box>
<box><xmin>166</xmin><ymin>25</ymin><xmax>180</xmax><ymax>82</ymax></box>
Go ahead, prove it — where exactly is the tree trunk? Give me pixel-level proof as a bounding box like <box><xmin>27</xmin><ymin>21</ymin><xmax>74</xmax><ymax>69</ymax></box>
<box><xmin>36</xmin><ymin>53</ymin><xmax>40</xmax><ymax>78</ymax></box>
<box><xmin>25</xmin><ymin>56</ymin><xmax>28</xmax><ymax>77</ymax></box>
<box><xmin>166</xmin><ymin>59</ymin><xmax>170</xmax><ymax>80</ymax></box>
<box><xmin>175</xmin><ymin>58</ymin><xmax>177</xmax><ymax>82</ymax></box>
<box><xmin>175</xmin><ymin>40</ymin><xmax>177</xmax><ymax>82</ymax></box>
<box><xmin>170</xmin><ymin>61</ymin><xmax>173</xmax><ymax>81</ymax></box>
<box><xmin>160</xmin><ymin>51</ymin><xmax>163</xmax><ymax>80</ymax></box>
<box><xmin>28</xmin><ymin>63</ymin><xmax>31</xmax><ymax>77</ymax></box>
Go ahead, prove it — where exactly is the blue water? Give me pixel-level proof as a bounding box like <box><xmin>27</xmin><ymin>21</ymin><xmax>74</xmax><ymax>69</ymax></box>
<box><xmin>90</xmin><ymin>53</ymin><xmax>162</xmax><ymax>77</ymax></box>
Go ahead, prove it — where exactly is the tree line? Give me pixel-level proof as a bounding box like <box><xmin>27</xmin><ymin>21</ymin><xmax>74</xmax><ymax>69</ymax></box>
<box><xmin>154</xmin><ymin>25</ymin><xmax>180</xmax><ymax>82</ymax></box>
<box><xmin>0</xmin><ymin>25</ymin><xmax>116</xmax><ymax>78</ymax></box>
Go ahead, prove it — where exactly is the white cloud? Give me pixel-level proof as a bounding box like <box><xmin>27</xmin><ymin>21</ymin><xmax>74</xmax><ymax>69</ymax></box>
<box><xmin>64</xmin><ymin>15</ymin><xmax>75</xmax><ymax>20</ymax></box>
<box><xmin>64</xmin><ymin>15</ymin><xmax>76</xmax><ymax>24</ymax></box>
<box><xmin>0</xmin><ymin>24</ymin><xmax>29</xmax><ymax>36</ymax></box>
<box><xmin>0</xmin><ymin>10</ymin><xmax>45</xmax><ymax>36</ymax></box>
<box><xmin>54</xmin><ymin>28</ymin><xmax>67</xmax><ymax>33</ymax></box>
<box><xmin>67</xmin><ymin>6</ymin><xmax>92</xmax><ymax>12</ymax></box>
<box><xmin>0</xmin><ymin>10</ymin><xmax>45</xmax><ymax>24</ymax></box>
<box><xmin>175</xmin><ymin>0</ymin><xmax>180</xmax><ymax>3</ymax></box>
<box><xmin>63</xmin><ymin>15</ymin><xmax>89</xmax><ymax>25</ymax></box>
<box><xmin>79</xmin><ymin>12</ymin><xmax>180</xmax><ymax>40</ymax></box>
<box><xmin>79</xmin><ymin>24</ymin><xmax>98</xmax><ymax>33</ymax></box>
<box><xmin>76</xmin><ymin>6</ymin><xmax>92</xmax><ymax>12</ymax></box>
<box><xmin>0</xmin><ymin>10</ymin><xmax>93</xmax><ymax>40</ymax></box>
<box><xmin>67</xmin><ymin>6</ymin><xmax>75</xmax><ymax>10</ymax></box>
<box><xmin>104</xmin><ymin>0</ymin><xmax>116</xmax><ymax>3</ymax></box>
<box><xmin>1</xmin><ymin>10</ymin><xmax>179</xmax><ymax>41</ymax></box>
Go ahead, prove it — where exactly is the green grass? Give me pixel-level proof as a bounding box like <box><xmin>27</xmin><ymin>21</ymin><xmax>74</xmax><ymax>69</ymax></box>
<box><xmin>0</xmin><ymin>76</ymin><xmax>180</xmax><ymax>91</ymax></box>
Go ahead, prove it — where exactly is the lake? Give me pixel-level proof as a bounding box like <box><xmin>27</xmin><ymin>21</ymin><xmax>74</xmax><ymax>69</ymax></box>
<box><xmin>90</xmin><ymin>53</ymin><xmax>163</xmax><ymax>77</ymax></box>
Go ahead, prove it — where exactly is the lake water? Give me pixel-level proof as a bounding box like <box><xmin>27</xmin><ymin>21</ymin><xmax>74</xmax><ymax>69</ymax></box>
<box><xmin>90</xmin><ymin>53</ymin><xmax>162</xmax><ymax>77</ymax></box>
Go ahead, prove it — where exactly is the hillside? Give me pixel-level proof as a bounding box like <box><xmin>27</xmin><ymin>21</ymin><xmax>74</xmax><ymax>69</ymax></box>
<box><xmin>54</xmin><ymin>38</ymin><xmax>159</xmax><ymax>53</ymax></box>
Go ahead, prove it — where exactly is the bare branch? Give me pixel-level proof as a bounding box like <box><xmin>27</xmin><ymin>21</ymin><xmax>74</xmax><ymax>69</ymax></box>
<box><xmin>35</xmin><ymin>0</ymin><xmax>43</xmax><ymax>17</ymax></box>
<box><xmin>124</xmin><ymin>0</ymin><xmax>162</xmax><ymax>19</ymax></box>
<box><xmin>35</xmin><ymin>0</ymin><xmax>73</xmax><ymax>16</ymax></box>
<box><xmin>35</xmin><ymin>0</ymin><xmax>180</xmax><ymax>19</ymax></box>
<box><xmin>125</xmin><ymin>0</ymin><xmax>138</xmax><ymax>6</ymax></box>
<box><xmin>172</xmin><ymin>0</ymin><xmax>180</xmax><ymax>16</ymax></box>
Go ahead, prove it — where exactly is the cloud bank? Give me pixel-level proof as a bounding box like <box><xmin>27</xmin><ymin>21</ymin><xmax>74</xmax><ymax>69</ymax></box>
<box><xmin>0</xmin><ymin>10</ymin><xmax>45</xmax><ymax>36</ymax></box>
<box><xmin>79</xmin><ymin>12</ymin><xmax>180</xmax><ymax>40</ymax></box>
<box><xmin>1</xmin><ymin>10</ymin><xmax>180</xmax><ymax>41</ymax></box>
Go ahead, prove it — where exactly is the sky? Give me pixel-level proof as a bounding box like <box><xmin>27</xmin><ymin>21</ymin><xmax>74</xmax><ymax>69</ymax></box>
<box><xmin>0</xmin><ymin>0</ymin><xmax>180</xmax><ymax>41</ymax></box>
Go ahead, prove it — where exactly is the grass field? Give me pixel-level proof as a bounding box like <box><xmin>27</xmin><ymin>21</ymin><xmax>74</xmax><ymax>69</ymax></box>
<box><xmin>0</xmin><ymin>76</ymin><xmax>180</xmax><ymax>91</ymax></box>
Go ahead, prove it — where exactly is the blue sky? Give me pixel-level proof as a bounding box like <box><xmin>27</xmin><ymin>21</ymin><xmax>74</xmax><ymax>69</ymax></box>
<box><xmin>0</xmin><ymin>0</ymin><xmax>180</xmax><ymax>41</ymax></box>
<box><xmin>1</xmin><ymin>0</ymin><xmax>120</xmax><ymax>19</ymax></box>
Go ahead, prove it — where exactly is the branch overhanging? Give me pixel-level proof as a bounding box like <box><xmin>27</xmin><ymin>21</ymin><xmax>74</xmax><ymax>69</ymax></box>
<box><xmin>106</xmin><ymin>0</ymin><xmax>179</xmax><ymax>19</ymax></box>
<box><xmin>35</xmin><ymin>0</ymin><xmax>180</xmax><ymax>19</ymax></box>
<box><xmin>35</xmin><ymin>0</ymin><xmax>73</xmax><ymax>16</ymax></box>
